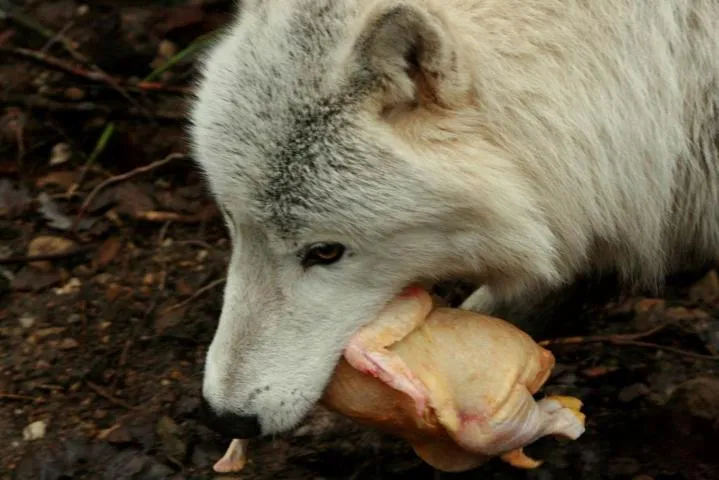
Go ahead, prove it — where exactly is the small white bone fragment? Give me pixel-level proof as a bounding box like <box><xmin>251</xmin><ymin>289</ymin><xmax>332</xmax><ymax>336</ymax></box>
<box><xmin>213</xmin><ymin>438</ymin><xmax>249</xmax><ymax>473</ymax></box>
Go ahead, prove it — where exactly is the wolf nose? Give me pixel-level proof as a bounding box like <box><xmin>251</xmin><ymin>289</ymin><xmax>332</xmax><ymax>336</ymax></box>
<box><xmin>199</xmin><ymin>397</ymin><xmax>262</xmax><ymax>438</ymax></box>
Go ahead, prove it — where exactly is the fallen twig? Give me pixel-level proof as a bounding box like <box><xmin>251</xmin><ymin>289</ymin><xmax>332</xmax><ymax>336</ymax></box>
<box><xmin>540</xmin><ymin>322</ymin><xmax>672</xmax><ymax>346</ymax></box>
<box><xmin>0</xmin><ymin>393</ymin><xmax>35</xmax><ymax>401</ymax></box>
<box><xmin>40</xmin><ymin>19</ymin><xmax>74</xmax><ymax>55</ymax></box>
<box><xmin>3</xmin><ymin>94</ymin><xmax>186</xmax><ymax>121</ymax></box>
<box><xmin>133</xmin><ymin>81</ymin><xmax>192</xmax><ymax>94</ymax></box>
<box><xmin>0</xmin><ymin>47</ymin><xmax>191</xmax><ymax>94</ymax></box>
<box><xmin>162</xmin><ymin>277</ymin><xmax>226</xmax><ymax>314</ymax></box>
<box><xmin>85</xmin><ymin>380</ymin><xmax>137</xmax><ymax>410</ymax></box>
<box><xmin>134</xmin><ymin>210</ymin><xmax>215</xmax><ymax>224</ymax></box>
<box><xmin>1</xmin><ymin>46</ymin><xmax>110</xmax><ymax>81</ymax></box>
<box><xmin>4</xmin><ymin>4</ymin><xmax>87</xmax><ymax>63</ymax></box>
<box><xmin>540</xmin><ymin>322</ymin><xmax>719</xmax><ymax>360</ymax></box>
<box><xmin>0</xmin><ymin>244</ymin><xmax>95</xmax><ymax>265</ymax></box>
<box><xmin>72</xmin><ymin>153</ymin><xmax>187</xmax><ymax>231</ymax></box>
<box><xmin>609</xmin><ymin>339</ymin><xmax>719</xmax><ymax>361</ymax></box>
<box><xmin>3</xmin><ymin>8</ymin><xmax>141</xmax><ymax>108</ymax></box>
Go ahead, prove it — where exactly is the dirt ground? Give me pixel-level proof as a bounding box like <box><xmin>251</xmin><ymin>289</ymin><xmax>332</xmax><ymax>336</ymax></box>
<box><xmin>2</xmin><ymin>2</ymin><xmax>719</xmax><ymax>479</ymax></box>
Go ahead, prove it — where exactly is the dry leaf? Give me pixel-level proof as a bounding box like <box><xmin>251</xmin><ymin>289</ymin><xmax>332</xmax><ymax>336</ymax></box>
<box><xmin>93</xmin><ymin>237</ymin><xmax>122</xmax><ymax>269</ymax></box>
<box><xmin>27</xmin><ymin>236</ymin><xmax>78</xmax><ymax>270</ymax></box>
<box><xmin>634</xmin><ymin>298</ymin><xmax>666</xmax><ymax>315</ymax></box>
<box><xmin>0</xmin><ymin>178</ymin><xmax>31</xmax><ymax>218</ymax></box>
<box><xmin>113</xmin><ymin>183</ymin><xmax>155</xmax><ymax>216</ymax></box>
<box><xmin>12</xmin><ymin>267</ymin><xmax>65</xmax><ymax>292</ymax></box>
<box><xmin>689</xmin><ymin>270</ymin><xmax>719</xmax><ymax>305</ymax></box>
<box><xmin>36</xmin><ymin>171</ymin><xmax>78</xmax><ymax>190</ymax></box>
<box><xmin>37</xmin><ymin>192</ymin><xmax>97</xmax><ymax>231</ymax></box>
<box><xmin>56</xmin><ymin>338</ymin><xmax>80</xmax><ymax>350</ymax></box>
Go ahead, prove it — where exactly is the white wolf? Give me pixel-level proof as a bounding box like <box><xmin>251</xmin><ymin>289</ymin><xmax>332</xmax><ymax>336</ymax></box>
<box><xmin>188</xmin><ymin>0</ymin><xmax>719</xmax><ymax>437</ymax></box>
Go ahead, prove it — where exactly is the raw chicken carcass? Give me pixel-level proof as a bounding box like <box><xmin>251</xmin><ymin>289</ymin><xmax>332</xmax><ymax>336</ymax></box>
<box><xmin>213</xmin><ymin>286</ymin><xmax>586</xmax><ymax>473</ymax></box>
<box><xmin>321</xmin><ymin>286</ymin><xmax>586</xmax><ymax>472</ymax></box>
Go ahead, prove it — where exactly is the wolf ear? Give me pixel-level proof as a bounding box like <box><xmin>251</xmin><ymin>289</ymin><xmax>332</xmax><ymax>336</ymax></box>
<box><xmin>352</xmin><ymin>2</ymin><xmax>469</xmax><ymax>109</ymax></box>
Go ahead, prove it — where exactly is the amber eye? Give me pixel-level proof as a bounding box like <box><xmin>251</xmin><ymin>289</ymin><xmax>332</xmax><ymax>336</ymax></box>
<box><xmin>301</xmin><ymin>243</ymin><xmax>346</xmax><ymax>268</ymax></box>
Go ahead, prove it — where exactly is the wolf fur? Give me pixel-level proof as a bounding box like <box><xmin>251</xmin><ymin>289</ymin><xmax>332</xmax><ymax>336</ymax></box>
<box><xmin>189</xmin><ymin>0</ymin><xmax>719</xmax><ymax>435</ymax></box>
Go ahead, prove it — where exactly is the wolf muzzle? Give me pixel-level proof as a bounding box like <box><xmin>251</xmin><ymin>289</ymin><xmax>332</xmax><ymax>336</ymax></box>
<box><xmin>199</xmin><ymin>397</ymin><xmax>262</xmax><ymax>438</ymax></box>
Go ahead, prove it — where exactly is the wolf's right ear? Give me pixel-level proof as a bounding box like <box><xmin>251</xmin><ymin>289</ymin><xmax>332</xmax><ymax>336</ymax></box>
<box><xmin>350</xmin><ymin>2</ymin><xmax>470</xmax><ymax>110</ymax></box>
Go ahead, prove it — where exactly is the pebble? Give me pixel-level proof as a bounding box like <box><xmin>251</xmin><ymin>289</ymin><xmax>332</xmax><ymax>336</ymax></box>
<box><xmin>664</xmin><ymin>376</ymin><xmax>719</xmax><ymax>430</ymax></box>
<box><xmin>22</xmin><ymin>420</ymin><xmax>47</xmax><ymax>441</ymax></box>
<box><xmin>18</xmin><ymin>316</ymin><xmax>35</xmax><ymax>329</ymax></box>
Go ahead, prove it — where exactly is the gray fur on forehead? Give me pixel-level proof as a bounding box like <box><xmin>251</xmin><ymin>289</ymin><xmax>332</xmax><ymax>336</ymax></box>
<box><xmin>193</xmin><ymin>1</ymin><xmax>411</xmax><ymax>237</ymax></box>
<box><xmin>253</xmin><ymin>100</ymin><xmax>384</xmax><ymax>237</ymax></box>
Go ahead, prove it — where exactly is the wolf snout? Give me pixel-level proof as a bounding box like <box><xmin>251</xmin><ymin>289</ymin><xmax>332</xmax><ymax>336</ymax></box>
<box><xmin>199</xmin><ymin>397</ymin><xmax>262</xmax><ymax>439</ymax></box>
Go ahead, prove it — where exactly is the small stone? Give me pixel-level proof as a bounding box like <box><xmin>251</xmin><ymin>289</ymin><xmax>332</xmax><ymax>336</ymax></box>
<box><xmin>618</xmin><ymin>383</ymin><xmax>651</xmax><ymax>403</ymax></box>
<box><xmin>49</xmin><ymin>142</ymin><xmax>72</xmax><ymax>166</ymax></box>
<box><xmin>664</xmin><ymin>376</ymin><xmax>719</xmax><ymax>433</ymax></box>
<box><xmin>18</xmin><ymin>316</ymin><xmax>35</xmax><ymax>329</ymax></box>
<box><xmin>608</xmin><ymin>457</ymin><xmax>640</xmax><ymax>477</ymax></box>
<box><xmin>22</xmin><ymin>420</ymin><xmax>47</xmax><ymax>441</ymax></box>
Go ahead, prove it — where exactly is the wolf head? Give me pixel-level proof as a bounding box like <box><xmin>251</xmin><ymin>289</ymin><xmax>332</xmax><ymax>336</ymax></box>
<box><xmin>189</xmin><ymin>0</ymin><xmax>557</xmax><ymax>436</ymax></box>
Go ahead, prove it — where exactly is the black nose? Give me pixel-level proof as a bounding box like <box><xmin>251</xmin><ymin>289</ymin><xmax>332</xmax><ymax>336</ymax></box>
<box><xmin>199</xmin><ymin>397</ymin><xmax>262</xmax><ymax>438</ymax></box>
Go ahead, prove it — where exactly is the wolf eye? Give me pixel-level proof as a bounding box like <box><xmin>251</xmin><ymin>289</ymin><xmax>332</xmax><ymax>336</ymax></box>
<box><xmin>301</xmin><ymin>243</ymin><xmax>346</xmax><ymax>268</ymax></box>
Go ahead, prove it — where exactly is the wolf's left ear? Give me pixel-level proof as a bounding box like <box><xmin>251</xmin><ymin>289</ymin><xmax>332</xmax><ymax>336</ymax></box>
<box><xmin>351</xmin><ymin>2</ymin><xmax>470</xmax><ymax>109</ymax></box>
